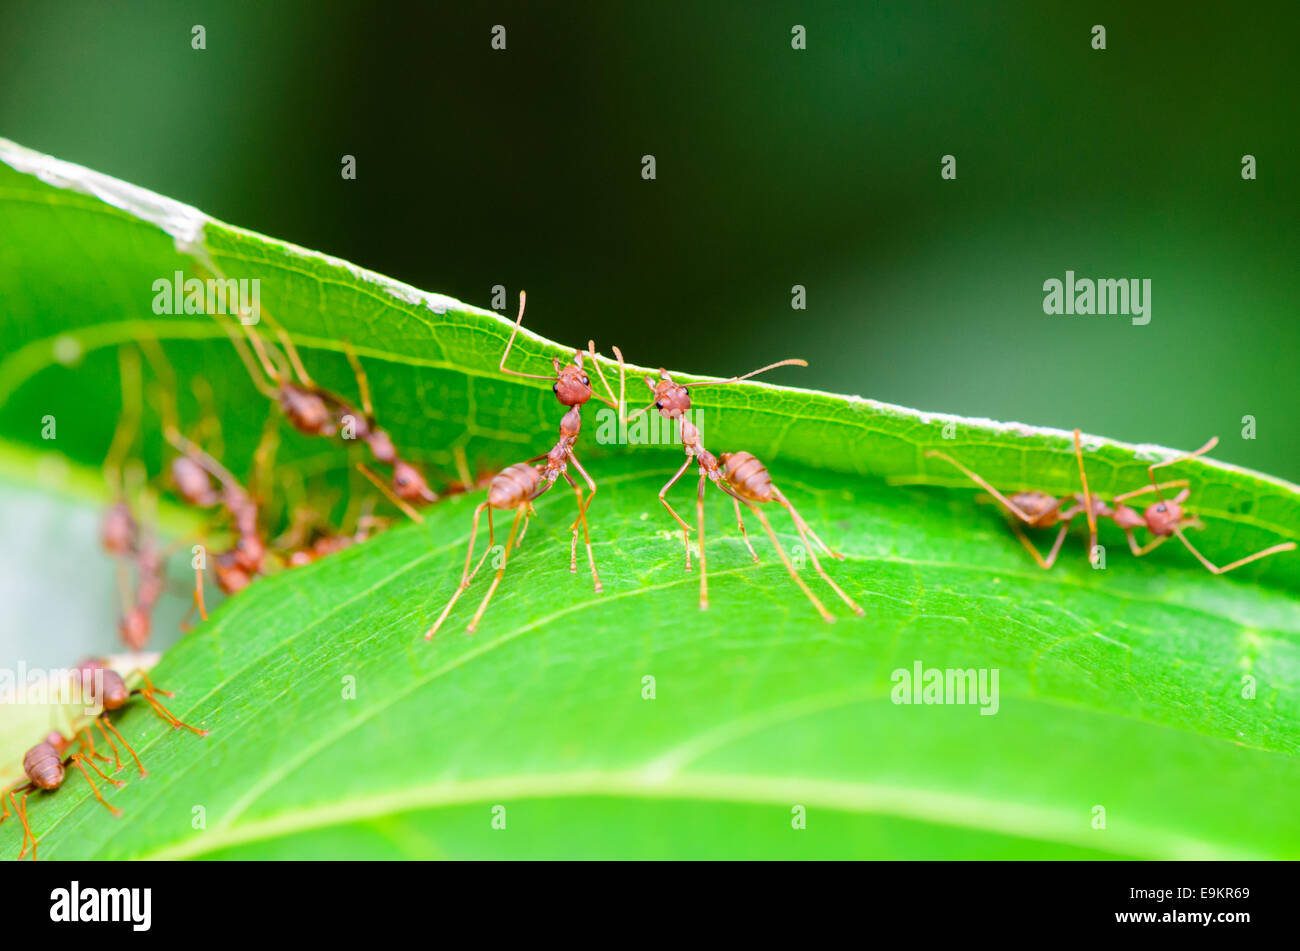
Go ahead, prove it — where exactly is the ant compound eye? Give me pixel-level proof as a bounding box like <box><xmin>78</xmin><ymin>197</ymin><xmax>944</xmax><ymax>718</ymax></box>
<box><xmin>1156</xmin><ymin>504</ymin><xmax>1166</xmax><ymax>512</ymax></box>
<box><xmin>655</xmin><ymin>401</ymin><xmax>663</xmax><ymax>410</ymax></box>
<box><xmin>581</xmin><ymin>376</ymin><xmax>589</xmax><ymax>386</ymax></box>
<box><xmin>552</xmin><ymin>382</ymin><xmax>558</xmax><ymax>392</ymax></box>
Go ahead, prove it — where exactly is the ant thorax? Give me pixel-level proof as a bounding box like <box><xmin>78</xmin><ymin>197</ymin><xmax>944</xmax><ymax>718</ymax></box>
<box><xmin>559</xmin><ymin>405</ymin><xmax>582</xmax><ymax>439</ymax></box>
<box><xmin>678</xmin><ymin>417</ymin><xmax>702</xmax><ymax>448</ymax></box>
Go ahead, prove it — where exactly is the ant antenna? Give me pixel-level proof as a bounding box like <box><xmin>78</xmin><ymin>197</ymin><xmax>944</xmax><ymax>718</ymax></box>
<box><xmin>1147</xmin><ymin>437</ymin><xmax>1219</xmax><ymax>503</ymax></box>
<box><xmin>498</xmin><ymin>291</ymin><xmax>557</xmax><ymax>382</ymax></box>
<box><xmin>681</xmin><ymin>358</ymin><xmax>808</xmax><ymax>388</ymax></box>
<box><xmin>584</xmin><ymin>340</ymin><xmax>625</xmax><ymax>412</ymax></box>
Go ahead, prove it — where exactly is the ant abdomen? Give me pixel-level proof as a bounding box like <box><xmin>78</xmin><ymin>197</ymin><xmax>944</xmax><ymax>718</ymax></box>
<box><xmin>279</xmin><ymin>384</ymin><xmax>335</xmax><ymax>436</ymax></box>
<box><xmin>1008</xmin><ymin>492</ymin><xmax>1062</xmax><ymax>528</ymax></box>
<box><xmin>488</xmin><ymin>463</ymin><xmax>541</xmax><ymax>509</ymax></box>
<box><xmin>171</xmin><ymin>456</ymin><xmax>218</xmax><ymax>507</ymax></box>
<box><xmin>77</xmin><ymin>661</ymin><xmax>131</xmax><ymax>710</ymax></box>
<box><xmin>720</xmin><ymin>451</ymin><xmax>773</xmax><ymax>502</ymax></box>
<box><xmin>100</xmin><ymin>502</ymin><xmax>138</xmax><ymax>556</ymax></box>
<box><xmin>22</xmin><ymin>742</ymin><xmax>65</xmax><ymax>790</ymax></box>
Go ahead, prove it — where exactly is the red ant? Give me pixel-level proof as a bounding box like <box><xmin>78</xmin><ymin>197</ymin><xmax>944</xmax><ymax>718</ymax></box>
<box><xmin>166</xmin><ymin>428</ymin><xmax>268</xmax><ymax>614</ymax></box>
<box><xmin>211</xmin><ymin>301</ymin><xmax>436</xmax><ymax>515</ymax></box>
<box><xmin>1</xmin><ymin>731</ymin><xmax>123</xmax><ymax>860</ymax></box>
<box><xmin>0</xmin><ymin>660</ymin><xmax>205</xmax><ymax>859</ymax></box>
<box><xmin>629</xmin><ymin>360</ymin><xmax>864</xmax><ymax>623</ymax></box>
<box><xmin>426</xmin><ymin>292</ymin><xmax>623</xmax><ymax>636</ymax></box>
<box><xmin>926</xmin><ymin>433</ymin><xmax>1296</xmax><ymax>573</ymax></box>
<box><xmin>99</xmin><ymin>345</ymin><xmax>175</xmax><ymax>649</ymax></box>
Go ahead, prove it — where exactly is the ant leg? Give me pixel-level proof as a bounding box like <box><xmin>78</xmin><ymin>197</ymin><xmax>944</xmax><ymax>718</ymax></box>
<box><xmin>13</xmin><ymin>789</ymin><xmax>34</xmax><ymax>859</ymax></box>
<box><xmin>564</xmin><ymin>473</ymin><xmax>583</xmax><ymax>572</ymax></box>
<box><xmin>1008</xmin><ymin>522</ymin><xmax>1070</xmax><ymax>570</ymax></box>
<box><xmin>696</xmin><ymin>473</ymin><xmax>709</xmax><ymax>611</ymax></box>
<box><xmin>67</xmin><ymin>754</ymin><xmax>124</xmax><ymax>818</ymax></box>
<box><xmin>452</xmin><ymin>446</ymin><xmax>475</xmax><ymax>489</ymax></box>
<box><xmin>925</xmin><ymin>450</ymin><xmax>1041</xmax><ymax>524</ymax></box>
<box><xmin>517</xmin><ymin>502</ymin><xmax>536</xmax><ymax>547</ymax></box>
<box><xmin>127</xmin><ymin>671</ymin><xmax>207</xmax><ymax>736</ymax></box>
<box><xmin>776</xmin><ymin>495</ymin><xmax>864</xmax><ymax>615</ymax></box>
<box><xmin>1113</xmin><ymin>479</ymin><xmax>1191</xmax><ymax>504</ymax></box>
<box><xmin>136</xmin><ymin>334</ymin><xmax>181</xmax><ymax>440</ymax></box>
<box><xmin>1073</xmin><ymin>429</ymin><xmax>1098</xmax><ymax>554</ymax></box>
<box><xmin>256</xmin><ymin>311</ymin><xmax>316</xmax><ymax>387</ymax></box>
<box><xmin>213</xmin><ymin>314</ymin><xmax>279</xmax><ymax>397</ymax></box>
<box><xmin>135</xmin><ymin>691</ymin><xmax>208</xmax><ymax>736</ymax></box>
<box><xmin>566</xmin><ymin>452</ymin><xmax>603</xmax><ymax>593</ymax></box>
<box><xmin>240</xmin><ymin>320</ymin><xmax>291</xmax><ymax>387</ymax></box>
<box><xmin>1124</xmin><ymin>530</ymin><xmax>1169</xmax><ymax>557</ymax></box>
<box><xmin>193</xmin><ymin>551</ymin><xmax>208</xmax><ymax>622</ymax></box>
<box><xmin>356</xmin><ymin>463</ymin><xmax>426</xmax><ymax>523</ymax></box>
<box><xmin>104</xmin><ymin>345</ymin><xmax>143</xmax><ymax>496</ymax></box>
<box><xmin>99</xmin><ymin>718</ymin><xmax>146</xmax><ymax>775</ymax></box>
<box><xmin>249</xmin><ymin>404</ymin><xmax>282</xmax><ymax>503</ymax></box>
<box><xmin>1147</xmin><ymin>437</ymin><xmax>1218</xmax><ymax>496</ymax></box>
<box><xmin>659</xmin><ymin>456</ymin><xmax>696</xmax><ymax>571</ymax></box>
<box><xmin>771</xmin><ymin>487</ymin><xmax>840</xmax><ymax>560</ymax></box>
<box><xmin>749</xmin><ymin>504</ymin><xmax>834</xmax><ymax>623</ymax></box>
<box><xmin>1171</xmin><ymin>528</ymin><xmax>1296</xmax><ymax>575</ymax></box>
<box><xmin>732</xmin><ymin>496</ymin><xmax>759</xmax><ymax>562</ymax></box>
<box><xmin>95</xmin><ymin>718</ymin><xmax>125</xmax><ymax>771</ymax></box>
<box><xmin>467</xmin><ymin>506</ymin><xmax>526</xmax><ymax>634</ymax></box>
<box><xmin>343</xmin><ymin>341</ymin><xmax>375</xmax><ymax>418</ymax></box>
<box><xmin>77</xmin><ymin>726</ymin><xmax>112</xmax><ymax>764</ymax></box>
<box><xmin>427</xmin><ymin>502</ymin><xmax>494</xmax><ymax>639</ymax></box>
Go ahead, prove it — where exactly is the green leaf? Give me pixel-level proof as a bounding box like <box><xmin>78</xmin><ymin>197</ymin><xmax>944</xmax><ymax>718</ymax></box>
<box><xmin>1</xmin><ymin>139</ymin><xmax>1297</xmax><ymax>859</ymax></box>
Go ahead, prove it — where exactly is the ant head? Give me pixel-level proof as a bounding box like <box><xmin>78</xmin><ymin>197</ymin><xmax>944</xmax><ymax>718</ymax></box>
<box><xmin>646</xmin><ymin>370</ymin><xmax>691</xmax><ymax>418</ymax></box>
<box><xmin>215</xmin><ymin>551</ymin><xmax>253</xmax><ymax>594</ymax></box>
<box><xmin>393</xmin><ymin>460</ymin><xmax>437</xmax><ymax>504</ymax></box>
<box><xmin>552</xmin><ymin>352</ymin><xmax>594</xmax><ymax>407</ymax></box>
<box><xmin>1143</xmin><ymin>491</ymin><xmax>1188</xmax><ymax>536</ymax></box>
<box><xmin>232</xmin><ymin>533</ymin><xmax>265</xmax><ymax>574</ymax></box>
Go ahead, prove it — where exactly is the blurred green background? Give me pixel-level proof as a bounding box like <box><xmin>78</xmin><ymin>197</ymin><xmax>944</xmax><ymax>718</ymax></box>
<box><xmin>1</xmin><ymin>0</ymin><xmax>1296</xmax><ymax>487</ymax></box>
